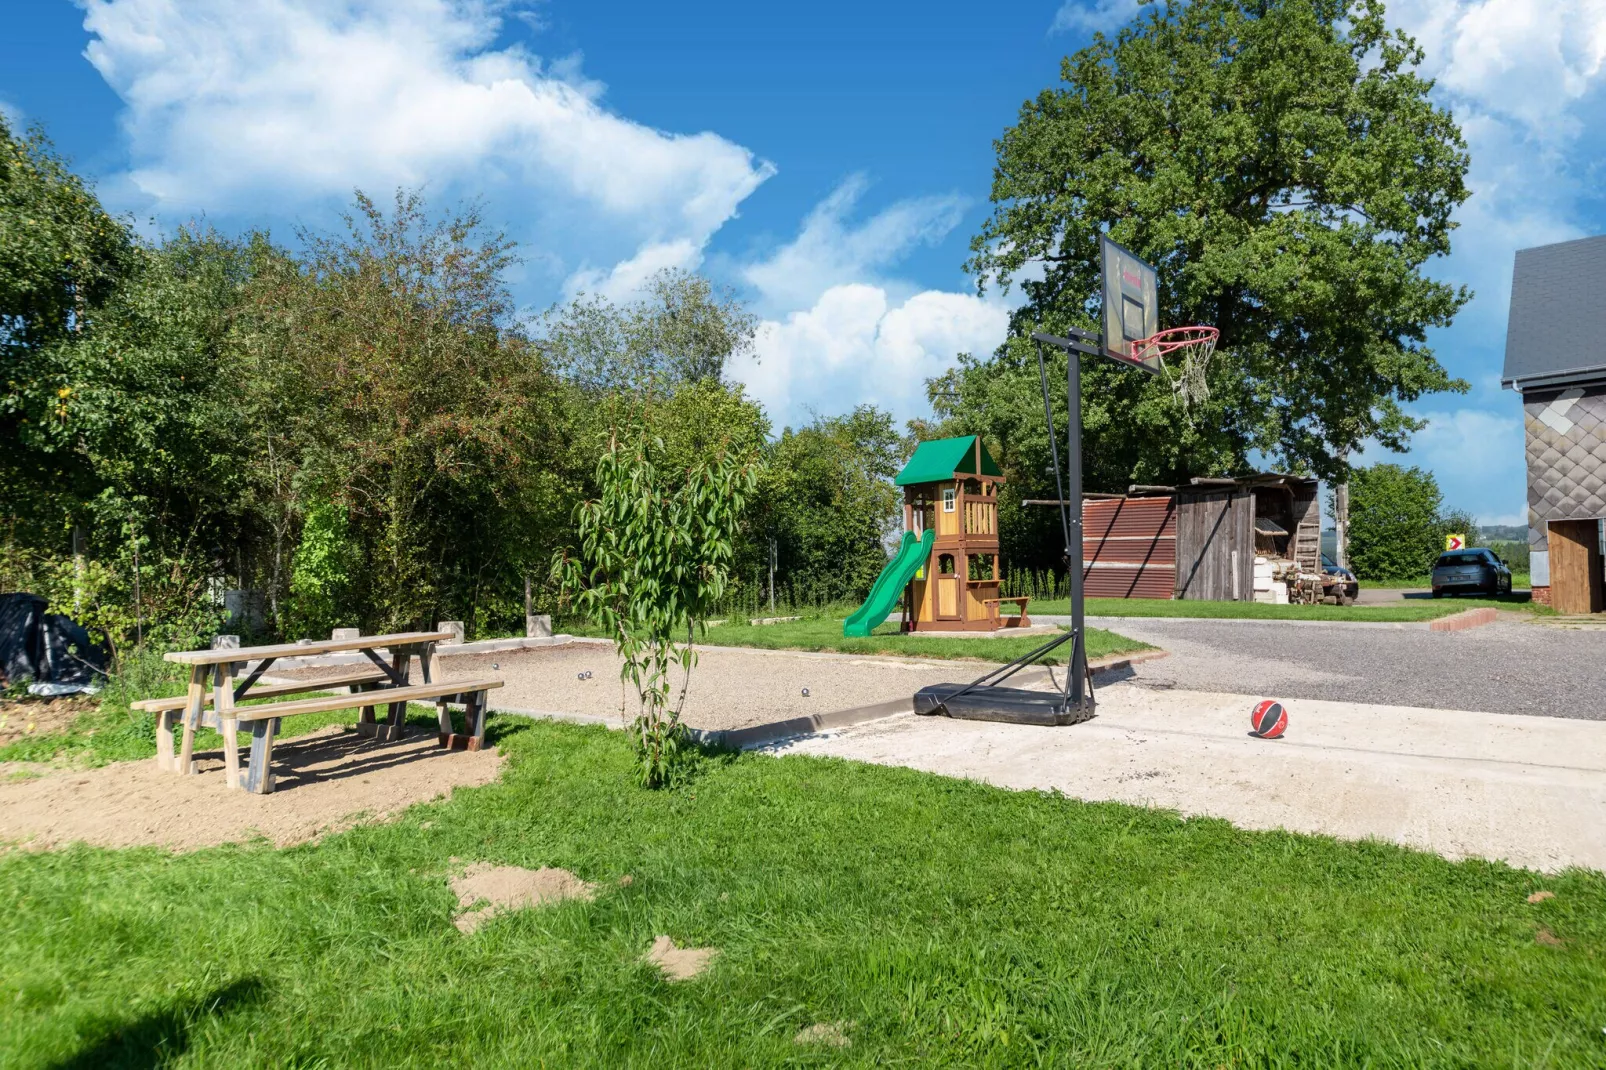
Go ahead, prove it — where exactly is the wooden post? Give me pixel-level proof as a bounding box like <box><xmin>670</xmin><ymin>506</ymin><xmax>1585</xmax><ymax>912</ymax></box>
<box><xmin>383</xmin><ymin>645</ymin><xmax>412</xmax><ymax>740</ymax></box>
<box><xmin>154</xmin><ymin>709</ymin><xmax>175</xmax><ymax>771</ymax></box>
<box><xmin>215</xmin><ymin>662</ymin><xmax>242</xmax><ymax>790</ymax></box>
<box><xmin>177</xmin><ymin>665</ymin><xmax>207</xmax><ymax>775</ymax></box>
<box><xmin>245</xmin><ymin>718</ymin><xmax>276</xmax><ymax>794</ymax></box>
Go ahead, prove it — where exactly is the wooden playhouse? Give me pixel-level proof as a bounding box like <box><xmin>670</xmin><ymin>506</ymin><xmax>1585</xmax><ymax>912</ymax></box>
<box><xmin>895</xmin><ymin>436</ymin><xmax>1029</xmax><ymax>632</ymax></box>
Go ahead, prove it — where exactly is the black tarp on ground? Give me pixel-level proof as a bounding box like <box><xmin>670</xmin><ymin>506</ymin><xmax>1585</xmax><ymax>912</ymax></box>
<box><xmin>0</xmin><ymin>593</ymin><xmax>47</xmax><ymax>687</ymax></box>
<box><xmin>0</xmin><ymin>592</ymin><xmax>109</xmax><ymax>694</ymax></box>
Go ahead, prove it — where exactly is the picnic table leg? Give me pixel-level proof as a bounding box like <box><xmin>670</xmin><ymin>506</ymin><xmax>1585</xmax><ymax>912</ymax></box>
<box><xmin>177</xmin><ymin>665</ymin><xmax>207</xmax><ymax>775</ymax></box>
<box><xmin>467</xmin><ymin>691</ymin><xmax>488</xmax><ymax>751</ymax></box>
<box><xmin>215</xmin><ymin>663</ymin><xmax>242</xmax><ymax>790</ymax></box>
<box><xmin>436</xmin><ymin>697</ymin><xmax>455</xmax><ymax>741</ymax></box>
<box><xmin>383</xmin><ymin>645</ymin><xmax>412</xmax><ymax>741</ymax></box>
<box><xmin>245</xmin><ymin>717</ymin><xmax>277</xmax><ymax>794</ymax></box>
<box><xmin>154</xmin><ymin>709</ymin><xmax>176</xmax><ymax>771</ymax></box>
<box><xmin>440</xmin><ymin>690</ymin><xmax>486</xmax><ymax>751</ymax></box>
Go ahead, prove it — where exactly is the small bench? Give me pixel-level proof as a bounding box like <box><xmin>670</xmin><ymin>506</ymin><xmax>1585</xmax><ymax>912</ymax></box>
<box><xmin>982</xmin><ymin>596</ymin><xmax>1032</xmax><ymax>628</ymax></box>
<box><xmin>159</xmin><ymin>677</ymin><xmax>505</xmax><ymax>794</ymax></box>
<box><xmin>132</xmin><ymin>669</ymin><xmax>391</xmax><ymax>728</ymax></box>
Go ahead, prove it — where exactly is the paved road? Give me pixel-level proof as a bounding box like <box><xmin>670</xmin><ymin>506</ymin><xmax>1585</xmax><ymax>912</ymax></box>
<box><xmin>1083</xmin><ymin>618</ymin><xmax>1605</xmax><ymax>720</ymax></box>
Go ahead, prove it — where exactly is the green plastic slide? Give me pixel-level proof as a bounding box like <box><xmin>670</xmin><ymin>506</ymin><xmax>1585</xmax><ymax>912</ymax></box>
<box><xmin>843</xmin><ymin>528</ymin><xmax>935</xmax><ymax>637</ymax></box>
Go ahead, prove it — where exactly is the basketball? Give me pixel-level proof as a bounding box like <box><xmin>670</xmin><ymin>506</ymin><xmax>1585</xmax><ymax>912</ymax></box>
<box><xmin>1250</xmin><ymin>700</ymin><xmax>1287</xmax><ymax>738</ymax></box>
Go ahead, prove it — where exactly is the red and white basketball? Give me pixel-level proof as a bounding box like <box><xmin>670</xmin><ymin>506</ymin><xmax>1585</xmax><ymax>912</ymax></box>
<box><xmin>1250</xmin><ymin>700</ymin><xmax>1287</xmax><ymax>739</ymax></box>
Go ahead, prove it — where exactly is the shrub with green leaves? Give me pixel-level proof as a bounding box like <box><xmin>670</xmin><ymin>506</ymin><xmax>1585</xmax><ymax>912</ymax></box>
<box><xmin>555</xmin><ymin>436</ymin><xmax>759</xmax><ymax>788</ymax></box>
<box><xmin>1348</xmin><ymin>463</ymin><xmax>1445</xmax><ymax>581</ymax></box>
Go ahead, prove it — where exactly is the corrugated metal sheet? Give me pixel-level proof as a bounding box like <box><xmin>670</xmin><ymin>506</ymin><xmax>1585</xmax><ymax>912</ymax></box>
<box><xmin>1082</xmin><ymin>497</ymin><xmax>1176</xmax><ymax>598</ymax></box>
<box><xmin>1084</xmin><ymin>564</ymin><xmax>1177</xmax><ymax>599</ymax></box>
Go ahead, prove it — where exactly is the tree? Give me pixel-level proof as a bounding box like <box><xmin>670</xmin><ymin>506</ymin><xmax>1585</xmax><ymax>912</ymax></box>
<box><xmin>760</xmin><ymin>407</ymin><xmax>904</xmax><ymax>604</ymax></box>
<box><xmin>541</xmin><ymin>269</ymin><xmax>757</xmax><ymax>395</ymax></box>
<box><xmin>242</xmin><ymin>190</ymin><xmax>571</xmax><ymax>635</ymax></box>
<box><xmin>555</xmin><ymin>435</ymin><xmax>759</xmax><ymax>787</ymax></box>
<box><xmin>0</xmin><ymin>118</ymin><xmax>135</xmax><ymax>535</ymax></box>
<box><xmin>1347</xmin><ymin>463</ymin><xmax>1442</xmax><ymax>580</ymax></box>
<box><xmin>966</xmin><ymin>0</ymin><xmax>1471</xmax><ymax>486</ymax></box>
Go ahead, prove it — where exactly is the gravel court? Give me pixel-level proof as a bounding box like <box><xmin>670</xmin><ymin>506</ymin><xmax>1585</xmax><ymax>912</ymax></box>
<box><xmin>1078</xmin><ymin>618</ymin><xmax>1604</xmax><ymax>719</ymax></box>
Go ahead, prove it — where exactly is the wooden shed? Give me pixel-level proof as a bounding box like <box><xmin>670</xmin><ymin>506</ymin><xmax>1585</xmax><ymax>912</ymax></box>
<box><xmin>1036</xmin><ymin>474</ymin><xmax>1321</xmax><ymax>601</ymax></box>
<box><xmin>1172</xmin><ymin>475</ymin><xmax>1320</xmax><ymax>600</ymax></box>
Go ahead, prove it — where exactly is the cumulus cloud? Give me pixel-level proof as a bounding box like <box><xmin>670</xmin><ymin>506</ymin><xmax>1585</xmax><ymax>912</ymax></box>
<box><xmin>733</xmin><ymin>285</ymin><xmax>1010</xmax><ymax>431</ymax></box>
<box><xmin>742</xmin><ymin>175</ymin><xmax>966</xmax><ymax>315</ymax></box>
<box><xmin>79</xmin><ymin>0</ymin><xmax>773</xmax><ymax>283</ymax></box>
<box><xmin>1050</xmin><ymin>0</ymin><xmax>1142</xmax><ymax>35</ymax></box>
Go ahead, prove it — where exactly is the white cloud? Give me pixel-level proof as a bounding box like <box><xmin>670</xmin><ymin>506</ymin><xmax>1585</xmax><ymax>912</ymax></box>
<box><xmin>79</xmin><ymin>0</ymin><xmax>773</xmax><ymax>282</ymax></box>
<box><xmin>1357</xmin><ymin>405</ymin><xmax>1528</xmax><ymax>523</ymax></box>
<box><xmin>742</xmin><ymin>175</ymin><xmax>965</xmax><ymax>314</ymax></box>
<box><xmin>0</xmin><ymin>97</ymin><xmax>22</xmax><ymax>127</ymax></box>
<box><xmin>1050</xmin><ymin>0</ymin><xmax>1141</xmax><ymax>35</ymax></box>
<box><xmin>563</xmin><ymin>239</ymin><xmax>703</xmax><ymax>302</ymax></box>
<box><xmin>733</xmin><ymin>285</ymin><xmax>1010</xmax><ymax>431</ymax></box>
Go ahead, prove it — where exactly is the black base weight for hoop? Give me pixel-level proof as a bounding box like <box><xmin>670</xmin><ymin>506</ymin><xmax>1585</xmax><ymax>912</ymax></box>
<box><xmin>914</xmin><ymin>626</ymin><xmax>1095</xmax><ymax>727</ymax></box>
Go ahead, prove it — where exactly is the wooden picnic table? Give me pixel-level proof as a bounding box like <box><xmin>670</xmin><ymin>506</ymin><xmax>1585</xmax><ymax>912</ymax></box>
<box><xmin>159</xmin><ymin>630</ymin><xmax>454</xmax><ymax>792</ymax></box>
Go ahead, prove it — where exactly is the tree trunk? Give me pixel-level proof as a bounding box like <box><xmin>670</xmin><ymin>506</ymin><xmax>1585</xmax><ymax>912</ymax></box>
<box><xmin>1334</xmin><ymin>479</ymin><xmax>1350</xmax><ymax>571</ymax></box>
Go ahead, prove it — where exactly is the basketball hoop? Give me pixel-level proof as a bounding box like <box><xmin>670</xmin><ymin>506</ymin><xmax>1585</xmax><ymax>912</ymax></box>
<box><xmin>1131</xmin><ymin>326</ymin><xmax>1218</xmax><ymax>410</ymax></box>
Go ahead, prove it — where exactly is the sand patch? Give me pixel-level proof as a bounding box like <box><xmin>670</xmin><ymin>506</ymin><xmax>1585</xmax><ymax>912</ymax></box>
<box><xmin>0</xmin><ymin>727</ymin><xmax>502</xmax><ymax>851</ymax></box>
<box><xmin>451</xmin><ymin>863</ymin><xmax>596</xmax><ymax>933</ymax></box>
<box><xmin>0</xmin><ymin>695</ymin><xmax>98</xmax><ymax>747</ymax></box>
<box><xmin>793</xmin><ymin>1021</ymin><xmax>853</xmax><ymax>1048</ymax></box>
<box><xmin>644</xmin><ymin>935</ymin><xmax>718</xmax><ymax>981</ymax></box>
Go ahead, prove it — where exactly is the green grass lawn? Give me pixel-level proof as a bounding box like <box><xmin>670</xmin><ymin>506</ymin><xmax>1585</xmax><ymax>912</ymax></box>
<box><xmin>674</xmin><ymin>615</ymin><xmax>1148</xmax><ymax>663</ymax></box>
<box><xmin>1023</xmin><ymin>593</ymin><xmax>1541</xmax><ymax>622</ymax></box>
<box><xmin>1366</xmin><ymin>571</ymin><xmax>1534</xmax><ymax>590</ymax></box>
<box><xmin>2</xmin><ymin>717</ymin><xmax>1603</xmax><ymax>1066</ymax></box>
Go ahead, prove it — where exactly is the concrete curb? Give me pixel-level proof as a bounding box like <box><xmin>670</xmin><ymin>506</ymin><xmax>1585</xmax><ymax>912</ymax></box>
<box><xmin>1051</xmin><ymin>614</ymin><xmax>1439</xmax><ymax>631</ymax></box>
<box><xmin>1428</xmin><ymin>607</ymin><xmax>1499</xmax><ymax>632</ymax></box>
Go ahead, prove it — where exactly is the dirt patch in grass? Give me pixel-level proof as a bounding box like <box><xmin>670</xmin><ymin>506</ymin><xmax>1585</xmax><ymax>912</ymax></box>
<box><xmin>451</xmin><ymin>864</ymin><xmax>596</xmax><ymax>933</ymax></box>
<box><xmin>0</xmin><ymin>726</ymin><xmax>502</xmax><ymax>851</ymax></box>
<box><xmin>793</xmin><ymin>1021</ymin><xmax>853</xmax><ymax>1048</ymax></box>
<box><xmin>0</xmin><ymin>695</ymin><xmax>98</xmax><ymax>747</ymax></box>
<box><xmin>644</xmin><ymin>935</ymin><xmax>718</xmax><ymax>981</ymax></box>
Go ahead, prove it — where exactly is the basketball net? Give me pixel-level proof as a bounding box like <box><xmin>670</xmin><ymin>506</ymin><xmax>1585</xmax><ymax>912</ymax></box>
<box><xmin>1131</xmin><ymin>326</ymin><xmax>1218</xmax><ymax>414</ymax></box>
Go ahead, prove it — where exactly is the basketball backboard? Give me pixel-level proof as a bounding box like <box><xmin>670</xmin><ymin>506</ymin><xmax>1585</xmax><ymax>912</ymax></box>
<box><xmin>1100</xmin><ymin>235</ymin><xmax>1161</xmax><ymax>373</ymax></box>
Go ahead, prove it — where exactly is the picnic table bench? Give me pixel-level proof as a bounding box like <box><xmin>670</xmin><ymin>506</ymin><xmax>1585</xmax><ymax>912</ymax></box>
<box><xmin>156</xmin><ymin>630</ymin><xmax>503</xmax><ymax>794</ymax></box>
<box><xmin>982</xmin><ymin>596</ymin><xmax>1032</xmax><ymax>628</ymax></box>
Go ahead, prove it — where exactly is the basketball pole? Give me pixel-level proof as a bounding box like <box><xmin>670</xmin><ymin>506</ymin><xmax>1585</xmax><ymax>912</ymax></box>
<box><xmin>1065</xmin><ymin>343</ymin><xmax>1088</xmax><ymax>708</ymax></box>
<box><xmin>1033</xmin><ymin>333</ymin><xmax>1091</xmax><ymax>713</ymax></box>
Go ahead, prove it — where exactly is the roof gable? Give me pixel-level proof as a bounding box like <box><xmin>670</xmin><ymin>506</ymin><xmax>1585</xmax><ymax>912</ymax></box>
<box><xmin>1503</xmin><ymin>234</ymin><xmax>1606</xmax><ymax>390</ymax></box>
<box><xmin>895</xmin><ymin>436</ymin><xmax>1004</xmax><ymax>486</ymax></box>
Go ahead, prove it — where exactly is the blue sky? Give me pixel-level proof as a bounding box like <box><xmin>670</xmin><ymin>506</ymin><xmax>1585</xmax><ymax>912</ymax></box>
<box><xmin>3</xmin><ymin>0</ymin><xmax>1604</xmax><ymax>527</ymax></box>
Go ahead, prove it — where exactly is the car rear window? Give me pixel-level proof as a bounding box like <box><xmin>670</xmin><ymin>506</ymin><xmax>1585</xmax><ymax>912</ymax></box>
<box><xmin>1435</xmin><ymin>551</ymin><xmax>1483</xmax><ymax>567</ymax></box>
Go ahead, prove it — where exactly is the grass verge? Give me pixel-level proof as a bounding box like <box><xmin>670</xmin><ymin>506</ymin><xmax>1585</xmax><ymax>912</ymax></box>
<box><xmin>2</xmin><ymin>718</ymin><xmax>1603</xmax><ymax>1066</ymax></box>
<box><xmin>1023</xmin><ymin>594</ymin><xmax>1541</xmax><ymax>621</ymax></box>
<box><xmin>572</xmin><ymin>614</ymin><xmax>1150</xmax><ymax>664</ymax></box>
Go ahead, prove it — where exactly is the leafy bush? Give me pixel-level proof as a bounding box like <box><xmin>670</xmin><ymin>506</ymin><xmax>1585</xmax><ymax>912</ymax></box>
<box><xmin>556</xmin><ymin>436</ymin><xmax>759</xmax><ymax>788</ymax></box>
<box><xmin>1348</xmin><ymin>464</ymin><xmax>1445</xmax><ymax>580</ymax></box>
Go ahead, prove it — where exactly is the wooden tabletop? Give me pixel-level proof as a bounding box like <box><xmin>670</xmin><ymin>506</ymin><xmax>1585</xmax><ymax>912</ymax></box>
<box><xmin>164</xmin><ymin>630</ymin><xmax>456</xmax><ymax>665</ymax></box>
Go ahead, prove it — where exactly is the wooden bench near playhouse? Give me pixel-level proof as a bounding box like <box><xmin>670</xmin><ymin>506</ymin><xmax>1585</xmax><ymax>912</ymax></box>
<box><xmin>981</xmin><ymin>596</ymin><xmax>1032</xmax><ymax>628</ymax></box>
<box><xmin>137</xmin><ymin>630</ymin><xmax>503</xmax><ymax>794</ymax></box>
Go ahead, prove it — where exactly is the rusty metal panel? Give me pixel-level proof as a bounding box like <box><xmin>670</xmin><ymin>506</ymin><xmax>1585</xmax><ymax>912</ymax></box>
<box><xmin>1083</xmin><ymin>497</ymin><xmax>1177</xmax><ymax>539</ymax></box>
<box><xmin>1083</xmin><ymin>538</ymin><xmax>1177</xmax><ymax>564</ymax></box>
<box><xmin>1083</xmin><ymin>564</ymin><xmax>1177</xmax><ymax>599</ymax></box>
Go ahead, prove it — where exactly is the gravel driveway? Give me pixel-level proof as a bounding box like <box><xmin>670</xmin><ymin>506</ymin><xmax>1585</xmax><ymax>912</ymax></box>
<box><xmin>1089</xmin><ymin>618</ymin><xmax>1604</xmax><ymax>720</ymax></box>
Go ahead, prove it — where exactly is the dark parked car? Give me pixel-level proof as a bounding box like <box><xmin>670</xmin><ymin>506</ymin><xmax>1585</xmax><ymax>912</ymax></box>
<box><xmin>1320</xmin><ymin>553</ymin><xmax>1360</xmax><ymax>604</ymax></box>
<box><xmin>1431</xmin><ymin>548</ymin><xmax>1512</xmax><ymax>597</ymax></box>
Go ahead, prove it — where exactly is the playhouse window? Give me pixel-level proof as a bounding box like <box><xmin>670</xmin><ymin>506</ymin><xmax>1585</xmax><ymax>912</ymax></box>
<box><xmin>938</xmin><ymin>554</ymin><xmax>956</xmax><ymax>575</ymax></box>
<box><xmin>942</xmin><ymin>488</ymin><xmax>956</xmax><ymax>512</ymax></box>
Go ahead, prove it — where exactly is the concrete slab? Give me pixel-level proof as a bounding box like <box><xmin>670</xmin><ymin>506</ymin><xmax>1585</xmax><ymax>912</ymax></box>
<box><xmin>772</xmin><ymin>682</ymin><xmax>1606</xmax><ymax>874</ymax></box>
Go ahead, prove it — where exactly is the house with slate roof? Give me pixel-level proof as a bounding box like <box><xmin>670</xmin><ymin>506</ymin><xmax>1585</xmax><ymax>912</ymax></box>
<box><xmin>1502</xmin><ymin>234</ymin><xmax>1606</xmax><ymax>613</ymax></box>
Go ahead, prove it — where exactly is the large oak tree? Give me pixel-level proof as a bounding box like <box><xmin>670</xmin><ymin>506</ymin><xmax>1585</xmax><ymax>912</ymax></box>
<box><xmin>956</xmin><ymin>0</ymin><xmax>1471</xmax><ymax>518</ymax></box>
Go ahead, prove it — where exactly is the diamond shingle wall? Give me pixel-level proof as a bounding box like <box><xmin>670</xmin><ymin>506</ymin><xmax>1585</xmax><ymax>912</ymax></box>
<box><xmin>1526</xmin><ymin>384</ymin><xmax>1606</xmax><ymax>550</ymax></box>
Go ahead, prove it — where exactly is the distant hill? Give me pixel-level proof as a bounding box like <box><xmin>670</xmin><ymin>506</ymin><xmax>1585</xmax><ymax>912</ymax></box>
<box><xmin>1480</xmin><ymin>524</ymin><xmax>1527</xmax><ymax>543</ymax></box>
